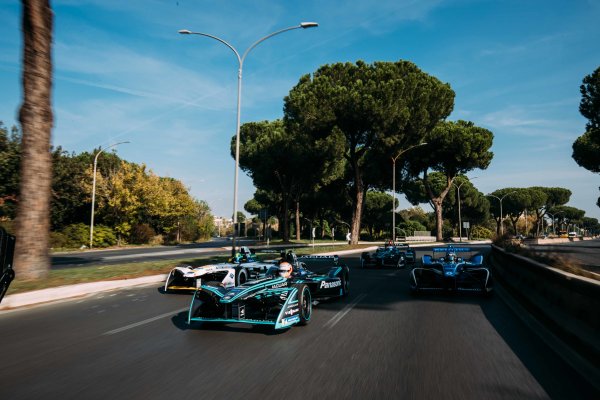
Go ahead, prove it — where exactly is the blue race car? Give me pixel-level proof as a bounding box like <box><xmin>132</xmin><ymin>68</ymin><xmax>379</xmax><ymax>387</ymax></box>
<box><xmin>409</xmin><ymin>246</ymin><xmax>492</xmax><ymax>296</ymax></box>
<box><xmin>188</xmin><ymin>252</ymin><xmax>349</xmax><ymax>330</ymax></box>
<box><xmin>361</xmin><ymin>243</ymin><xmax>415</xmax><ymax>268</ymax></box>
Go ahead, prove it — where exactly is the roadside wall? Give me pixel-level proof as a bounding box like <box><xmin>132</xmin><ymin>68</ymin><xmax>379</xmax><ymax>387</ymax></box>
<box><xmin>490</xmin><ymin>245</ymin><xmax>600</xmax><ymax>372</ymax></box>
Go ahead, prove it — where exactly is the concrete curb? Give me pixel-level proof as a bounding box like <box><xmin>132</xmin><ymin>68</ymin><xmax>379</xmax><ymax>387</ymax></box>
<box><xmin>1</xmin><ymin>274</ymin><xmax>167</xmax><ymax>311</ymax></box>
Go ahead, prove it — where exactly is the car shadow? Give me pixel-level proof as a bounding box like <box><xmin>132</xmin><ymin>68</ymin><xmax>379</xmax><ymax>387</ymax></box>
<box><xmin>170</xmin><ymin>309</ymin><xmax>287</xmax><ymax>336</ymax></box>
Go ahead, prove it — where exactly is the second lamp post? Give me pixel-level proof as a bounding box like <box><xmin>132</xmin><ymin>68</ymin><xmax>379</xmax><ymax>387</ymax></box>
<box><xmin>179</xmin><ymin>22</ymin><xmax>318</xmax><ymax>255</ymax></box>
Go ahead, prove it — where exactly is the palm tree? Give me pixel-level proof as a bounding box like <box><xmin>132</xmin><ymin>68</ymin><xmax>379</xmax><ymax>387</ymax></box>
<box><xmin>15</xmin><ymin>0</ymin><xmax>54</xmax><ymax>279</ymax></box>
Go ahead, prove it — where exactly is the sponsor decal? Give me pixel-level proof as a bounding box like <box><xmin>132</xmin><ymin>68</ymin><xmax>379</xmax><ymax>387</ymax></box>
<box><xmin>319</xmin><ymin>280</ymin><xmax>342</xmax><ymax>289</ymax></box>
<box><xmin>229</xmin><ymin>273</ymin><xmax>234</xmax><ymax>279</ymax></box>
<box><xmin>280</xmin><ymin>315</ymin><xmax>300</xmax><ymax>326</ymax></box>
<box><xmin>285</xmin><ymin>307</ymin><xmax>299</xmax><ymax>316</ymax></box>
<box><xmin>270</xmin><ymin>282</ymin><xmax>287</xmax><ymax>289</ymax></box>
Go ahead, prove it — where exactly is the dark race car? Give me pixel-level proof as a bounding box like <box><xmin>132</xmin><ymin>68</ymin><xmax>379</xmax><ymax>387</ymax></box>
<box><xmin>361</xmin><ymin>243</ymin><xmax>416</xmax><ymax>268</ymax></box>
<box><xmin>409</xmin><ymin>246</ymin><xmax>492</xmax><ymax>296</ymax></box>
<box><xmin>187</xmin><ymin>252</ymin><xmax>349</xmax><ymax>330</ymax></box>
<box><xmin>0</xmin><ymin>227</ymin><xmax>16</xmax><ymax>304</ymax></box>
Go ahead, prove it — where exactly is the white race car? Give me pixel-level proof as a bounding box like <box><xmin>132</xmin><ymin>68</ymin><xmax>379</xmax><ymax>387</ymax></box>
<box><xmin>163</xmin><ymin>247</ymin><xmax>273</xmax><ymax>292</ymax></box>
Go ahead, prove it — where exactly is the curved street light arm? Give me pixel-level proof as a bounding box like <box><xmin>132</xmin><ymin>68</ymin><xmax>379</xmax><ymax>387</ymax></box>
<box><xmin>178</xmin><ymin>30</ymin><xmax>241</xmax><ymax>64</ymax></box>
<box><xmin>90</xmin><ymin>141</ymin><xmax>130</xmax><ymax>249</ymax></box>
<box><xmin>241</xmin><ymin>23</ymin><xmax>317</xmax><ymax>66</ymax></box>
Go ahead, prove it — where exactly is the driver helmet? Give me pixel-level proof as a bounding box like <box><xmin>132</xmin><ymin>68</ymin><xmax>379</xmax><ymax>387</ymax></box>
<box><xmin>447</xmin><ymin>253</ymin><xmax>456</xmax><ymax>262</ymax></box>
<box><xmin>278</xmin><ymin>261</ymin><xmax>293</xmax><ymax>279</ymax></box>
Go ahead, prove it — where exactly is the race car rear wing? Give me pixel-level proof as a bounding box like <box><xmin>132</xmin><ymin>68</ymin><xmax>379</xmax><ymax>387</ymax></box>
<box><xmin>297</xmin><ymin>254</ymin><xmax>339</xmax><ymax>265</ymax></box>
<box><xmin>432</xmin><ymin>247</ymin><xmax>471</xmax><ymax>253</ymax></box>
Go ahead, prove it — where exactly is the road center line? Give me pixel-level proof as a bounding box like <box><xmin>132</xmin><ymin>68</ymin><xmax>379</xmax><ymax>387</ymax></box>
<box><xmin>324</xmin><ymin>293</ymin><xmax>367</xmax><ymax>329</ymax></box>
<box><xmin>103</xmin><ymin>307</ymin><xmax>188</xmax><ymax>335</ymax></box>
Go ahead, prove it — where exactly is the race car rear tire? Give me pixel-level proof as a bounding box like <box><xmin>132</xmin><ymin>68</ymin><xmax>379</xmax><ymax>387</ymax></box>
<box><xmin>235</xmin><ymin>268</ymin><xmax>248</xmax><ymax>286</ymax></box>
<box><xmin>341</xmin><ymin>270</ymin><xmax>349</xmax><ymax>296</ymax></box>
<box><xmin>360</xmin><ymin>253</ymin><xmax>368</xmax><ymax>269</ymax></box>
<box><xmin>294</xmin><ymin>284</ymin><xmax>312</xmax><ymax>326</ymax></box>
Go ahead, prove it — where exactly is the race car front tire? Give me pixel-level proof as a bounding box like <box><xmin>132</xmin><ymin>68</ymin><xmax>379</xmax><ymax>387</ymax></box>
<box><xmin>294</xmin><ymin>284</ymin><xmax>312</xmax><ymax>326</ymax></box>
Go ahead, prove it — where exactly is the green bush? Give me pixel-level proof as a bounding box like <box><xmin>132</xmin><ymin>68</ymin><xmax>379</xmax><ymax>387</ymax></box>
<box><xmin>93</xmin><ymin>225</ymin><xmax>117</xmax><ymax>247</ymax></box>
<box><xmin>470</xmin><ymin>225</ymin><xmax>494</xmax><ymax>240</ymax></box>
<box><xmin>397</xmin><ymin>220</ymin><xmax>428</xmax><ymax>236</ymax></box>
<box><xmin>62</xmin><ymin>223</ymin><xmax>89</xmax><ymax>248</ymax></box>
<box><xmin>49</xmin><ymin>231</ymin><xmax>68</xmax><ymax>249</ymax></box>
<box><xmin>62</xmin><ymin>223</ymin><xmax>117</xmax><ymax>248</ymax></box>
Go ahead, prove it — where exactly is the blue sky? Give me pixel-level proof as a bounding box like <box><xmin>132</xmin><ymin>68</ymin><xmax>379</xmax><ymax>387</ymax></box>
<box><xmin>1</xmin><ymin>0</ymin><xmax>599</xmax><ymax>220</ymax></box>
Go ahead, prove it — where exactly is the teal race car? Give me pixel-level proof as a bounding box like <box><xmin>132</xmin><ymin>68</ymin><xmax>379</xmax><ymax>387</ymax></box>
<box><xmin>187</xmin><ymin>252</ymin><xmax>349</xmax><ymax>330</ymax></box>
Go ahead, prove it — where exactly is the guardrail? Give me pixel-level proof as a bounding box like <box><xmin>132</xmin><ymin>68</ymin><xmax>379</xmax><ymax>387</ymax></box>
<box><xmin>490</xmin><ymin>245</ymin><xmax>599</xmax><ymax>386</ymax></box>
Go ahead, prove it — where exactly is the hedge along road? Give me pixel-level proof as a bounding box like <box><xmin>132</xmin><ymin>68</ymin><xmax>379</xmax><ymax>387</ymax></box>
<box><xmin>0</xmin><ymin>245</ymin><xmax>597</xmax><ymax>400</ymax></box>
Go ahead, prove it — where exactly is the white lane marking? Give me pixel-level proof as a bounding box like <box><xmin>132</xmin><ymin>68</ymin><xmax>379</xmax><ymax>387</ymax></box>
<box><xmin>324</xmin><ymin>293</ymin><xmax>367</xmax><ymax>329</ymax></box>
<box><xmin>103</xmin><ymin>307</ymin><xmax>188</xmax><ymax>335</ymax></box>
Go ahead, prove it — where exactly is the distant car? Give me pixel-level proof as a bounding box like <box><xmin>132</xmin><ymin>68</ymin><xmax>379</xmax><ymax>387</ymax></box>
<box><xmin>361</xmin><ymin>243</ymin><xmax>415</xmax><ymax>268</ymax></box>
<box><xmin>0</xmin><ymin>227</ymin><xmax>16</xmax><ymax>304</ymax></box>
<box><xmin>409</xmin><ymin>246</ymin><xmax>492</xmax><ymax>296</ymax></box>
<box><xmin>163</xmin><ymin>246</ymin><xmax>266</xmax><ymax>292</ymax></box>
<box><xmin>188</xmin><ymin>251</ymin><xmax>349</xmax><ymax>330</ymax></box>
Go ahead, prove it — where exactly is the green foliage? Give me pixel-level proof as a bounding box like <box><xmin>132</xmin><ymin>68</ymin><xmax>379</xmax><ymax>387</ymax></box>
<box><xmin>93</xmin><ymin>225</ymin><xmax>117</xmax><ymax>247</ymax></box>
<box><xmin>579</xmin><ymin>66</ymin><xmax>600</xmax><ymax>131</ymax></box>
<box><xmin>397</xmin><ymin>220</ymin><xmax>427</xmax><ymax>236</ymax></box>
<box><xmin>0</xmin><ymin>122</ymin><xmax>21</xmax><ymax>219</ymax></box>
<box><xmin>362</xmin><ymin>191</ymin><xmax>396</xmax><ymax>239</ymax></box>
<box><xmin>404</xmin><ymin>120</ymin><xmax>494</xmax><ymax>240</ymax></box>
<box><xmin>284</xmin><ymin>60</ymin><xmax>455</xmax><ymax>243</ymax></box>
<box><xmin>572</xmin><ymin>129</ymin><xmax>600</xmax><ymax>173</ymax></box>
<box><xmin>62</xmin><ymin>223</ymin><xmax>116</xmax><ymax>248</ymax></box>
<box><xmin>235</xmin><ymin>119</ymin><xmax>344</xmax><ymax>241</ymax></box>
<box><xmin>470</xmin><ymin>225</ymin><xmax>494</xmax><ymax>240</ymax></box>
<box><xmin>572</xmin><ymin>66</ymin><xmax>600</xmax><ymax>207</ymax></box>
<box><xmin>49</xmin><ymin>231</ymin><xmax>68</xmax><ymax>248</ymax></box>
<box><xmin>62</xmin><ymin>223</ymin><xmax>90</xmax><ymax>247</ymax></box>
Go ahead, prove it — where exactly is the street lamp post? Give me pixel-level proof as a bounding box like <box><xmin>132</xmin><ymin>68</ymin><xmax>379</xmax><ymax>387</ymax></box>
<box><xmin>391</xmin><ymin>142</ymin><xmax>427</xmax><ymax>243</ymax></box>
<box><xmin>179</xmin><ymin>22</ymin><xmax>318</xmax><ymax>256</ymax></box>
<box><xmin>546</xmin><ymin>211</ymin><xmax>564</xmax><ymax>236</ymax></box>
<box><xmin>90</xmin><ymin>141</ymin><xmax>129</xmax><ymax>249</ymax></box>
<box><xmin>486</xmin><ymin>191</ymin><xmax>516</xmax><ymax>235</ymax></box>
<box><xmin>453</xmin><ymin>176</ymin><xmax>477</xmax><ymax>242</ymax></box>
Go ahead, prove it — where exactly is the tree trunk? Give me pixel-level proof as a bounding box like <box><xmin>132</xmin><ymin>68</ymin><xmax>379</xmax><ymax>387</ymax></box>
<box><xmin>423</xmin><ymin>171</ymin><xmax>454</xmax><ymax>242</ymax></box>
<box><xmin>14</xmin><ymin>0</ymin><xmax>54</xmax><ymax>280</ymax></box>
<box><xmin>295</xmin><ymin>200</ymin><xmax>301</xmax><ymax>240</ymax></box>
<box><xmin>281</xmin><ymin>195</ymin><xmax>290</xmax><ymax>242</ymax></box>
<box><xmin>350</xmin><ymin>185</ymin><xmax>365</xmax><ymax>245</ymax></box>
<box><xmin>432</xmin><ymin>198</ymin><xmax>444</xmax><ymax>241</ymax></box>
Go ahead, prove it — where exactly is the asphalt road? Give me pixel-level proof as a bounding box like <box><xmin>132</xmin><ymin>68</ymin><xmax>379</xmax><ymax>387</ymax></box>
<box><xmin>1</xmin><ymin>245</ymin><xmax>597</xmax><ymax>400</ymax></box>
